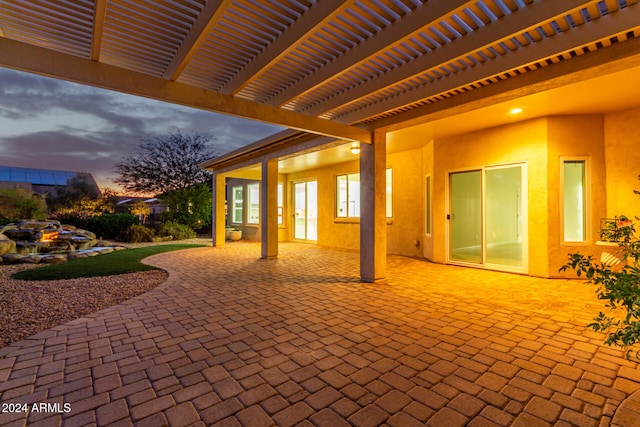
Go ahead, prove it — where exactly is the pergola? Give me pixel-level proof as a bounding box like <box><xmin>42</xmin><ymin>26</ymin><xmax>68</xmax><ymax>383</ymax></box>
<box><xmin>2</xmin><ymin>0</ymin><xmax>640</xmax><ymax>280</ymax></box>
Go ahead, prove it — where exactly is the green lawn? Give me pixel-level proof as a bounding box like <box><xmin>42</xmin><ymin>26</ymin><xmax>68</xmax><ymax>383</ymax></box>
<box><xmin>11</xmin><ymin>244</ymin><xmax>204</xmax><ymax>281</ymax></box>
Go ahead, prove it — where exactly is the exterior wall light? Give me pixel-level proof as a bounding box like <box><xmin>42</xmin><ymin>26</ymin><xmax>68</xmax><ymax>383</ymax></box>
<box><xmin>350</xmin><ymin>141</ymin><xmax>361</xmax><ymax>155</ymax></box>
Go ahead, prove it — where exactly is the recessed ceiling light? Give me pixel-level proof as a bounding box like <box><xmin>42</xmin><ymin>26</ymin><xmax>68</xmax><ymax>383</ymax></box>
<box><xmin>509</xmin><ymin>108</ymin><xmax>523</xmax><ymax>115</ymax></box>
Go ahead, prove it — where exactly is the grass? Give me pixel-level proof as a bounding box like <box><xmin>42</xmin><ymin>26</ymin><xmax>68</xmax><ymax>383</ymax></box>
<box><xmin>11</xmin><ymin>244</ymin><xmax>205</xmax><ymax>281</ymax></box>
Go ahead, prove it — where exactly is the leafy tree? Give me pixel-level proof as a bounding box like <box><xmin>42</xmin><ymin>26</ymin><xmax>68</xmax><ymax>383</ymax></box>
<box><xmin>161</xmin><ymin>182</ymin><xmax>212</xmax><ymax>229</ymax></box>
<box><xmin>0</xmin><ymin>188</ymin><xmax>47</xmax><ymax>222</ymax></box>
<box><xmin>113</xmin><ymin>131</ymin><xmax>217</xmax><ymax>195</ymax></box>
<box><xmin>129</xmin><ymin>200</ymin><xmax>151</xmax><ymax>223</ymax></box>
<box><xmin>48</xmin><ymin>175</ymin><xmax>101</xmax><ymax>215</ymax></box>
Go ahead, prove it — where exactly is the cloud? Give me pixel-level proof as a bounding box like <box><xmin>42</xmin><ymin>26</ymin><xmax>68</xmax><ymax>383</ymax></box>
<box><xmin>0</xmin><ymin>68</ymin><xmax>285</xmax><ymax>192</ymax></box>
<box><xmin>0</xmin><ymin>131</ymin><xmax>127</xmax><ymax>189</ymax></box>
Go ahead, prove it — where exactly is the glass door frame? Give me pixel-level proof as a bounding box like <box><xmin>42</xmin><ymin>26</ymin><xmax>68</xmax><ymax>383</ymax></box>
<box><xmin>445</xmin><ymin>162</ymin><xmax>528</xmax><ymax>274</ymax></box>
<box><xmin>292</xmin><ymin>179</ymin><xmax>318</xmax><ymax>242</ymax></box>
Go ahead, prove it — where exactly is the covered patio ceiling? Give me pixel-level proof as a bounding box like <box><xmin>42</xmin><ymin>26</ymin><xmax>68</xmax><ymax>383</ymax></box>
<box><xmin>1</xmin><ymin>0</ymin><xmax>640</xmax><ymax>149</ymax></box>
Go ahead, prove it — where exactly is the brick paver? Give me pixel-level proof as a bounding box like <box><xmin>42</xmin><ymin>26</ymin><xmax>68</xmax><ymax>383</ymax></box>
<box><xmin>1</xmin><ymin>242</ymin><xmax>640</xmax><ymax>426</ymax></box>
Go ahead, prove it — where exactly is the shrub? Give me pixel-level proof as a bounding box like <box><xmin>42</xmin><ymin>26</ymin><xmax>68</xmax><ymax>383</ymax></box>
<box><xmin>561</xmin><ymin>215</ymin><xmax>640</xmax><ymax>359</ymax></box>
<box><xmin>158</xmin><ymin>221</ymin><xmax>196</xmax><ymax>241</ymax></box>
<box><xmin>117</xmin><ymin>225</ymin><xmax>154</xmax><ymax>243</ymax></box>
<box><xmin>51</xmin><ymin>213</ymin><xmax>89</xmax><ymax>229</ymax></box>
<box><xmin>88</xmin><ymin>213</ymin><xmax>140</xmax><ymax>240</ymax></box>
<box><xmin>0</xmin><ymin>188</ymin><xmax>47</xmax><ymax>221</ymax></box>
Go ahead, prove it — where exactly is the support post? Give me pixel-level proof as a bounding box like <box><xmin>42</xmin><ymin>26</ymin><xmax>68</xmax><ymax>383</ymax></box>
<box><xmin>261</xmin><ymin>159</ymin><xmax>279</xmax><ymax>259</ymax></box>
<box><xmin>212</xmin><ymin>172</ymin><xmax>226</xmax><ymax>247</ymax></box>
<box><xmin>360</xmin><ymin>131</ymin><xmax>387</xmax><ymax>282</ymax></box>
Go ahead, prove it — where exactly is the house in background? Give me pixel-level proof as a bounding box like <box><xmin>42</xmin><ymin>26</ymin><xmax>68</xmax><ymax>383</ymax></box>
<box><xmin>3</xmin><ymin>1</ymin><xmax>640</xmax><ymax>282</ymax></box>
<box><xmin>0</xmin><ymin>165</ymin><xmax>101</xmax><ymax>198</ymax></box>
<box><xmin>115</xmin><ymin>197</ymin><xmax>168</xmax><ymax>225</ymax></box>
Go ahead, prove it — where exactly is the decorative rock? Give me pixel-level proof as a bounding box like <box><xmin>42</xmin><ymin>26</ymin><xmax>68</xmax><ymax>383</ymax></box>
<box><xmin>93</xmin><ymin>247</ymin><xmax>114</xmax><ymax>254</ymax></box>
<box><xmin>0</xmin><ymin>224</ymin><xmax>17</xmax><ymax>234</ymax></box>
<box><xmin>0</xmin><ymin>219</ymin><xmax>125</xmax><ymax>263</ymax></box>
<box><xmin>78</xmin><ymin>250</ymin><xmax>99</xmax><ymax>257</ymax></box>
<box><xmin>41</xmin><ymin>255</ymin><xmax>68</xmax><ymax>264</ymax></box>
<box><xmin>2</xmin><ymin>253</ymin><xmax>24</xmax><ymax>264</ymax></box>
<box><xmin>16</xmin><ymin>219</ymin><xmax>61</xmax><ymax>230</ymax></box>
<box><xmin>4</xmin><ymin>229</ymin><xmax>35</xmax><ymax>240</ymax></box>
<box><xmin>0</xmin><ymin>234</ymin><xmax>16</xmax><ymax>255</ymax></box>
<box><xmin>20</xmin><ymin>255</ymin><xmax>43</xmax><ymax>264</ymax></box>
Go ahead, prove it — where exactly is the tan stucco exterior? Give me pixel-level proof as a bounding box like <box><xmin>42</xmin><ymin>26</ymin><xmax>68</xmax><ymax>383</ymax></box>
<box><xmin>604</xmin><ymin>106</ymin><xmax>640</xmax><ymax>219</ymax></box>
<box><xmin>221</xmin><ymin>110</ymin><xmax>638</xmax><ymax>279</ymax></box>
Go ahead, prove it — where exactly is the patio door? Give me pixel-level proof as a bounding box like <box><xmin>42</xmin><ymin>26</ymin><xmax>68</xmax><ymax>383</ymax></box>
<box><xmin>293</xmin><ymin>180</ymin><xmax>317</xmax><ymax>241</ymax></box>
<box><xmin>448</xmin><ymin>164</ymin><xmax>527</xmax><ymax>273</ymax></box>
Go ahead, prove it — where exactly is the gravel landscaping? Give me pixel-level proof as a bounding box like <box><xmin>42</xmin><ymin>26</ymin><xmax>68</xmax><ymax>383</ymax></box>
<box><xmin>0</xmin><ymin>263</ymin><xmax>167</xmax><ymax>348</ymax></box>
<box><xmin>0</xmin><ymin>238</ymin><xmax>211</xmax><ymax>348</ymax></box>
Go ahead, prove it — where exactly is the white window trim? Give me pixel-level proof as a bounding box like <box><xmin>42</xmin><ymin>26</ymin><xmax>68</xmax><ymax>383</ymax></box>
<box><xmin>560</xmin><ymin>156</ymin><xmax>590</xmax><ymax>245</ymax></box>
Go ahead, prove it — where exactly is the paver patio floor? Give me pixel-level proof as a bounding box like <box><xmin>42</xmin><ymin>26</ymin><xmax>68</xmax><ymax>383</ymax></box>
<box><xmin>1</xmin><ymin>242</ymin><xmax>640</xmax><ymax>426</ymax></box>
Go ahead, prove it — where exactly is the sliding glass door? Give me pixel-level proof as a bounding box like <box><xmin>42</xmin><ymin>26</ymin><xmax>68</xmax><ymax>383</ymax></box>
<box><xmin>448</xmin><ymin>164</ymin><xmax>527</xmax><ymax>273</ymax></box>
<box><xmin>293</xmin><ymin>180</ymin><xmax>317</xmax><ymax>241</ymax></box>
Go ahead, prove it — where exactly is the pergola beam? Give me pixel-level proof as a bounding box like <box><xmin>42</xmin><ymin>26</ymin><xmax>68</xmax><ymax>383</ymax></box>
<box><xmin>266</xmin><ymin>0</ymin><xmax>471</xmax><ymax>108</ymax></box>
<box><xmin>373</xmin><ymin>33</ymin><xmax>640</xmax><ymax>132</ymax></box>
<box><xmin>91</xmin><ymin>0</ymin><xmax>107</xmax><ymax>61</ymax></box>
<box><xmin>219</xmin><ymin>0</ymin><xmax>350</xmax><ymax>96</ymax></box>
<box><xmin>0</xmin><ymin>38</ymin><xmax>371</xmax><ymax>144</ymax></box>
<box><xmin>162</xmin><ymin>0</ymin><xmax>232</xmax><ymax>81</ymax></box>
<box><xmin>338</xmin><ymin>2</ymin><xmax>640</xmax><ymax>125</ymax></box>
<box><xmin>304</xmin><ymin>0</ymin><xmax>595</xmax><ymax>119</ymax></box>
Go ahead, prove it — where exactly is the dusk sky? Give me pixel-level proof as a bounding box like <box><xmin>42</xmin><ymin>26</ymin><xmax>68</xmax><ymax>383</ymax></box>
<box><xmin>0</xmin><ymin>67</ymin><xmax>283</xmax><ymax>192</ymax></box>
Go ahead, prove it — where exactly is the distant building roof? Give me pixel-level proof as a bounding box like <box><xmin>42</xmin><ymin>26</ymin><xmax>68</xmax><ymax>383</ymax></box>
<box><xmin>0</xmin><ymin>165</ymin><xmax>100</xmax><ymax>196</ymax></box>
<box><xmin>0</xmin><ymin>165</ymin><xmax>81</xmax><ymax>186</ymax></box>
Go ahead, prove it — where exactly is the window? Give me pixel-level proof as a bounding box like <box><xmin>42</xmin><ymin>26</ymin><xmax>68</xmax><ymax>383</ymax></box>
<box><xmin>247</xmin><ymin>183</ymin><xmax>260</xmax><ymax>224</ymax></box>
<box><xmin>231</xmin><ymin>186</ymin><xmax>243</xmax><ymax>223</ymax></box>
<box><xmin>425</xmin><ymin>175</ymin><xmax>431</xmax><ymax>235</ymax></box>
<box><xmin>336</xmin><ymin>173</ymin><xmax>360</xmax><ymax>218</ymax></box>
<box><xmin>563</xmin><ymin>159</ymin><xmax>587</xmax><ymax>242</ymax></box>
<box><xmin>386</xmin><ymin>168</ymin><xmax>393</xmax><ymax>218</ymax></box>
<box><xmin>277</xmin><ymin>183</ymin><xmax>284</xmax><ymax>225</ymax></box>
<box><xmin>336</xmin><ymin>169</ymin><xmax>393</xmax><ymax>218</ymax></box>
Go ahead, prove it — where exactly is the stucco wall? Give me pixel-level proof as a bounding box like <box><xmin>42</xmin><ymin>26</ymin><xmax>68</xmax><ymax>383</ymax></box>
<box><xmin>429</xmin><ymin>115</ymin><xmax>607</xmax><ymax>278</ymax></box>
<box><xmin>423</xmin><ymin>141</ymin><xmax>434</xmax><ymax>260</ymax></box>
<box><xmin>284</xmin><ymin>150</ymin><xmax>425</xmax><ymax>256</ymax></box>
<box><xmin>546</xmin><ymin>115</ymin><xmax>606</xmax><ymax>278</ymax></box>
<box><xmin>432</xmin><ymin>118</ymin><xmax>549</xmax><ymax>275</ymax></box>
<box><xmin>604</xmin><ymin>107</ymin><xmax>640</xmax><ymax>219</ymax></box>
<box><xmin>386</xmin><ymin>149</ymin><xmax>424</xmax><ymax>257</ymax></box>
<box><xmin>286</xmin><ymin>159</ymin><xmax>361</xmax><ymax>250</ymax></box>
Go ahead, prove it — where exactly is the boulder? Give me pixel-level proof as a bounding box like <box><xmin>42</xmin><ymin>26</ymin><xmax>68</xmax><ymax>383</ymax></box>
<box><xmin>16</xmin><ymin>220</ymin><xmax>61</xmax><ymax>230</ymax></box>
<box><xmin>93</xmin><ymin>247</ymin><xmax>114</xmax><ymax>254</ymax></box>
<box><xmin>41</xmin><ymin>255</ymin><xmax>67</xmax><ymax>264</ymax></box>
<box><xmin>0</xmin><ymin>224</ymin><xmax>17</xmax><ymax>234</ymax></box>
<box><xmin>74</xmin><ymin>228</ymin><xmax>96</xmax><ymax>240</ymax></box>
<box><xmin>0</xmin><ymin>234</ymin><xmax>16</xmax><ymax>255</ymax></box>
<box><xmin>2</xmin><ymin>253</ymin><xmax>24</xmax><ymax>264</ymax></box>
<box><xmin>20</xmin><ymin>255</ymin><xmax>43</xmax><ymax>264</ymax></box>
<box><xmin>67</xmin><ymin>253</ymin><xmax>88</xmax><ymax>260</ymax></box>
<box><xmin>4</xmin><ymin>229</ymin><xmax>35</xmax><ymax>240</ymax></box>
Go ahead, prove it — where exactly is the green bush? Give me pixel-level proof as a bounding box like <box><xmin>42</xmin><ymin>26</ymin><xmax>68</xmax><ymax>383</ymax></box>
<box><xmin>88</xmin><ymin>213</ymin><xmax>140</xmax><ymax>240</ymax></box>
<box><xmin>158</xmin><ymin>221</ymin><xmax>196</xmax><ymax>240</ymax></box>
<box><xmin>52</xmin><ymin>213</ymin><xmax>89</xmax><ymax>229</ymax></box>
<box><xmin>117</xmin><ymin>224</ymin><xmax>154</xmax><ymax>243</ymax></box>
<box><xmin>561</xmin><ymin>215</ymin><xmax>640</xmax><ymax>360</ymax></box>
<box><xmin>0</xmin><ymin>188</ymin><xmax>47</xmax><ymax>221</ymax></box>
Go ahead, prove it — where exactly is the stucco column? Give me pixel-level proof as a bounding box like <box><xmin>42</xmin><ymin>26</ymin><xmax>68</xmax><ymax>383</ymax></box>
<box><xmin>360</xmin><ymin>130</ymin><xmax>386</xmax><ymax>282</ymax></box>
<box><xmin>212</xmin><ymin>172</ymin><xmax>226</xmax><ymax>247</ymax></box>
<box><xmin>261</xmin><ymin>159</ymin><xmax>278</xmax><ymax>259</ymax></box>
